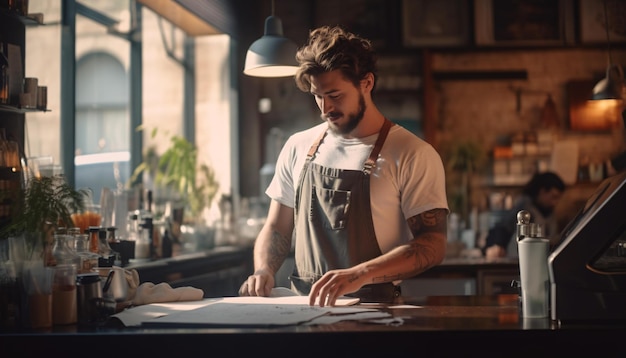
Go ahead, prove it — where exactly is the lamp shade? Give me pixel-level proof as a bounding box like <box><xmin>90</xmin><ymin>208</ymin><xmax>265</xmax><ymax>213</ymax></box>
<box><xmin>243</xmin><ymin>15</ymin><xmax>299</xmax><ymax>78</ymax></box>
<box><xmin>592</xmin><ymin>64</ymin><xmax>624</xmax><ymax>100</ymax></box>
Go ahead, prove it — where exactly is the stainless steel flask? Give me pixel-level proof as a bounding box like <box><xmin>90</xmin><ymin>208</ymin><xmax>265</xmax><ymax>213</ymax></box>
<box><xmin>76</xmin><ymin>273</ymin><xmax>102</xmax><ymax>325</ymax></box>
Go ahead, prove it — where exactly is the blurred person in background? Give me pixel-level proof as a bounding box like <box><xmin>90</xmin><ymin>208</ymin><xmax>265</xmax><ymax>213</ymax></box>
<box><xmin>484</xmin><ymin>171</ymin><xmax>566</xmax><ymax>260</ymax></box>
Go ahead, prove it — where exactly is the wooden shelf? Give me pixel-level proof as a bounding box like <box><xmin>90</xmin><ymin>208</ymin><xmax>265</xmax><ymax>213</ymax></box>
<box><xmin>0</xmin><ymin>8</ymin><xmax>44</xmax><ymax>25</ymax></box>
<box><xmin>0</xmin><ymin>104</ymin><xmax>50</xmax><ymax>113</ymax></box>
<box><xmin>432</xmin><ymin>70</ymin><xmax>528</xmax><ymax>81</ymax></box>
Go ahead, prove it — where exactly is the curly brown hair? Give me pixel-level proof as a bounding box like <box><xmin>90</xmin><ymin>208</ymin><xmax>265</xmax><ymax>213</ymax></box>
<box><xmin>294</xmin><ymin>25</ymin><xmax>377</xmax><ymax>93</ymax></box>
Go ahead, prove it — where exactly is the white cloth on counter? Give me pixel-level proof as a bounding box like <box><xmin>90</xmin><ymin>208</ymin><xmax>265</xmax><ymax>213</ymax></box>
<box><xmin>132</xmin><ymin>282</ymin><xmax>204</xmax><ymax>306</ymax></box>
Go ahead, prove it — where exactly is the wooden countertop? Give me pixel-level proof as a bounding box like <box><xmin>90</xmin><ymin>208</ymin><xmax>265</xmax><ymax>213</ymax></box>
<box><xmin>2</xmin><ymin>294</ymin><xmax>624</xmax><ymax>357</ymax></box>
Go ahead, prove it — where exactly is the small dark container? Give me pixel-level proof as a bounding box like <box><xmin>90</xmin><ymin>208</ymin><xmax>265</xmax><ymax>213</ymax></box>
<box><xmin>76</xmin><ymin>273</ymin><xmax>102</xmax><ymax>325</ymax></box>
<box><xmin>109</xmin><ymin>240</ymin><xmax>135</xmax><ymax>266</ymax></box>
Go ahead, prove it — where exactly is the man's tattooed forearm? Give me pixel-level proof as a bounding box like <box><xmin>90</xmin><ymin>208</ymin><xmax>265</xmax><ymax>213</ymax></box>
<box><xmin>267</xmin><ymin>230</ymin><xmax>291</xmax><ymax>273</ymax></box>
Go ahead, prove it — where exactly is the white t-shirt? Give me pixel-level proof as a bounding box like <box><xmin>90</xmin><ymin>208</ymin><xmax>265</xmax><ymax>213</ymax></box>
<box><xmin>266</xmin><ymin>122</ymin><xmax>449</xmax><ymax>254</ymax></box>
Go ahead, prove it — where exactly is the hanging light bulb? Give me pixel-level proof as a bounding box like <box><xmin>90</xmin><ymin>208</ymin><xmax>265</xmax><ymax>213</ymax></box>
<box><xmin>591</xmin><ymin>0</ymin><xmax>624</xmax><ymax>101</ymax></box>
<box><xmin>243</xmin><ymin>0</ymin><xmax>299</xmax><ymax>78</ymax></box>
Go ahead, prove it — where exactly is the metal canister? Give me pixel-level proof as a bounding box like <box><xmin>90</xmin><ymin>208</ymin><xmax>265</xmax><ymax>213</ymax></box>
<box><xmin>76</xmin><ymin>273</ymin><xmax>102</xmax><ymax>325</ymax></box>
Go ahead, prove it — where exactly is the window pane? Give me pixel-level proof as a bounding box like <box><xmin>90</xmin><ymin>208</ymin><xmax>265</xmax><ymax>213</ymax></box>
<box><xmin>24</xmin><ymin>0</ymin><xmax>235</xmax><ymax>222</ymax></box>
<box><xmin>74</xmin><ymin>2</ymin><xmax>131</xmax><ymax>202</ymax></box>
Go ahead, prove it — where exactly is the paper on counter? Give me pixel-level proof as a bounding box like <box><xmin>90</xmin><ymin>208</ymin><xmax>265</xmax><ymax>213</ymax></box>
<box><xmin>144</xmin><ymin>301</ymin><xmax>328</xmax><ymax>327</ymax></box>
<box><xmin>111</xmin><ymin>299</ymin><xmax>220</xmax><ymax>327</ymax></box>
<box><xmin>143</xmin><ymin>293</ymin><xmax>369</xmax><ymax>327</ymax></box>
<box><xmin>222</xmin><ymin>287</ymin><xmax>360</xmax><ymax>306</ymax></box>
<box><xmin>304</xmin><ymin>311</ymin><xmax>392</xmax><ymax>325</ymax></box>
<box><xmin>112</xmin><ymin>287</ymin><xmax>363</xmax><ymax>327</ymax></box>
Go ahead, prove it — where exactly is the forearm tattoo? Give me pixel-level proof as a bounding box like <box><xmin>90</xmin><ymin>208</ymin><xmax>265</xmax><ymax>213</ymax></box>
<box><xmin>405</xmin><ymin>208</ymin><xmax>447</xmax><ymax>271</ymax></box>
<box><xmin>371</xmin><ymin>208</ymin><xmax>447</xmax><ymax>283</ymax></box>
<box><xmin>267</xmin><ymin>230</ymin><xmax>291</xmax><ymax>274</ymax></box>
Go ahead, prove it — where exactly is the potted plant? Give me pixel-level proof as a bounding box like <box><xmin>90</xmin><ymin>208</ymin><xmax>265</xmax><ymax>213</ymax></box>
<box><xmin>130</xmin><ymin>127</ymin><xmax>219</xmax><ymax>224</ymax></box>
<box><xmin>0</xmin><ymin>174</ymin><xmax>88</xmax><ymax>261</ymax></box>
<box><xmin>443</xmin><ymin>140</ymin><xmax>486</xmax><ymax>231</ymax></box>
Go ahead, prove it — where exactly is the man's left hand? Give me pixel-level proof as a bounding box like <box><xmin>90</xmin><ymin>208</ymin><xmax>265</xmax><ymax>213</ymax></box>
<box><xmin>308</xmin><ymin>268</ymin><xmax>363</xmax><ymax>307</ymax></box>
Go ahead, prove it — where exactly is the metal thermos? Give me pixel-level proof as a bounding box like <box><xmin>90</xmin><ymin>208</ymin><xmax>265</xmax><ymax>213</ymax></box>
<box><xmin>516</xmin><ymin>210</ymin><xmax>550</xmax><ymax>318</ymax></box>
<box><xmin>76</xmin><ymin>273</ymin><xmax>102</xmax><ymax>325</ymax></box>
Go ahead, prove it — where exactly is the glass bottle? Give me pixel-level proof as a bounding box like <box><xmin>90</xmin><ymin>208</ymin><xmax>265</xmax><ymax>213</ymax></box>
<box><xmin>52</xmin><ymin>233</ymin><xmax>76</xmax><ymax>266</ymax></box>
<box><xmin>141</xmin><ymin>214</ymin><xmax>154</xmax><ymax>258</ymax></box>
<box><xmin>97</xmin><ymin>227</ymin><xmax>111</xmax><ymax>257</ymax></box>
<box><xmin>142</xmin><ymin>189</ymin><xmax>154</xmax><ymax>258</ymax></box>
<box><xmin>88</xmin><ymin>226</ymin><xmax>100</xmax><ymax>254</ymax></box>
<box><xmin>134</xmin><ymin>225</ymin><xmax>150</xmax><ymax>261</ymax></box>
<box><xmin>106</xmin><ymin>226</ymin><xmax>118</xmax><ymax>244</ymax></box>
<box><xmin>51</xmin><ymin>234</ymin><xmax>80</xmax><ymax>269</ymax></box>
<box><xmin>66</xmin><ymin>227</ymin><xmax>81</xmax><ymax>254</ymax></box>
<box><xmin>97</xmin><ymin>227</ymin><xmax>115</xmax><ymax>267</ymax></box>
<box><xmin>74</xmin><ymin>233</ymin><xmax>98</xmax><ymax>274</ymax></box>
<box><xmin>106</xmin><ymin>226</ymin><xmax>122</xmax><ymax>266</ymax></box>
<box><xmin>128</xmin><ymin>212</ymin><xmax>149</xmax><ymax>261</ymax></box>
<box><xmin>126</xmin><ymin>213</ymin><xmax>140</xmax><ymax>242</ymax></box>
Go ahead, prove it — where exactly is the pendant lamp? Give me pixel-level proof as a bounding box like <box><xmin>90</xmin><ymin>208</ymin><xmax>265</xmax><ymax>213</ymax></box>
<box><xmin>243</xmin><ymin>0</ymin><xmax>298</xmax><ymax>78</ymax></box>
<box><xmin>591</xmin><ymin>0</ymin><xmax>624</xmax><ymax>100</ymax></box>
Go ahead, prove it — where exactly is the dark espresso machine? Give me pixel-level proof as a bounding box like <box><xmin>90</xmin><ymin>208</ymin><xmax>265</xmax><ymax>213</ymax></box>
<box><xmin>548</xmin><ymin>169</ymin><xmax>626</xmax><ymax>324</ymax></box>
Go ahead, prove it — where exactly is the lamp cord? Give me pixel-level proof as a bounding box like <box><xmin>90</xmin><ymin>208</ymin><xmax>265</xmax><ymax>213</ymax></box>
<box><xmin>604</xmin><ymin>0</ymin><xmax>612</xmax><ymax>66</ymax></box>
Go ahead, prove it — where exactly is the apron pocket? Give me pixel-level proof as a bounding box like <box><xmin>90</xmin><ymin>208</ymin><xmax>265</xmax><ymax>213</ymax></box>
<box><xmin>311</xmin><ymin>185</ymin><xmax>350</xmax><ymax>230</ymax></box>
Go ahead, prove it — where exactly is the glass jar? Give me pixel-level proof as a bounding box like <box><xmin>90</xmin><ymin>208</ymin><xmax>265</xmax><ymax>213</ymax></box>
<box><xmin>52</xmin><ymin>264</ymin><xmax>77</xmax><ymax>325</ymax></box>
<box><xmin>71</xmin><ymin>205</ymin><xmax>102</xmax><ymax>237</ymax></box>
<box><xmin>51</xmin><ymin>234</ymin><xmax>80</xmax><ymax>269</ymax></box>
<box><xmin>134</xmin><ymin>229</ymin><xmax>150</xmax><ymax>261</ymax></box>
<box><xmin>74</xmin><ymin>234</ymin><xmax>98</xmax><ymax>274</ymax></box>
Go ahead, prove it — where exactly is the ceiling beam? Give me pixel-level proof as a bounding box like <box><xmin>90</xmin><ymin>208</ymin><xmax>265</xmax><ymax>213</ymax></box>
<box><xmin>137</xmin><ymin>0</ymin><xmax>222</xmax><ymax>36</ymax></box>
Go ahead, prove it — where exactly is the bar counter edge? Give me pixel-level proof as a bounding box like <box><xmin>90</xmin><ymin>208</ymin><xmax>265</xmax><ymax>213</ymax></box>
<box><xmin>1</xmin><ymin>327</ymin><xmax>623</xmax><ymax>357</ymax></box>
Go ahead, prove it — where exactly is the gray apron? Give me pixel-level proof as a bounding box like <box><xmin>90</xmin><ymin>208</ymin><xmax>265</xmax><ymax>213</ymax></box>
<box><xmin>290</xmin><ymin>119</ymin><xmax>401</xmax><ymax>302</ymax></box>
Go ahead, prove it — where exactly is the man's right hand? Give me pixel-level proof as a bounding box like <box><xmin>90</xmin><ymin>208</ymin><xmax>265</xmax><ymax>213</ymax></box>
<box><xmin>238</xmin><ymin>269</ymin><xmax>275</xmax><ymax>297</ymax></box>
<box><xmin>485</xmin><ymin>244</ymin><xmax>506</xmax><ymax>260</ymax></box>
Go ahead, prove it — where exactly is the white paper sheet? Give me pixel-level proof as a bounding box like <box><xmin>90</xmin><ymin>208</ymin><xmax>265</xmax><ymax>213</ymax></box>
<box><xmin>144</xmin><ymin>301</ymin><xmax>327</xmax><ymax>327</ymax></box>
<box><xmin>111</xmin><ymin>299</ymin><xmax>220</xmax><ymax>327</ymax></box>
<box><xmin>304</xmin><ymin>311</ymin><xmax>392</xmax><ymax>325</ymax></box>
<box><xmin>221</xmin><ymin>287</ymin><xmax>360</xmax><ymax>306</ymax></box>
<box><xmin>143</xmin><ymin>295</ymin><xmax>368</xmax><ymax>327</ymax></box>
<box><xmin>111</xmin><ymin>287</ymin><xmax>363</xmax><ymax>327</ymax></box>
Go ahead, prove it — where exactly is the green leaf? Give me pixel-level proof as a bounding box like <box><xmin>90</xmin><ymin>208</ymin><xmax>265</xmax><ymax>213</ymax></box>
<box><xmin>0</xmin><ymin>175</ymin><xmax>87</xmax><ymax>239</ymax></box>
<box><xmin>128</xmin><ymin>127</ymin><xmax>220</xmax><ymax>220</ymax></box>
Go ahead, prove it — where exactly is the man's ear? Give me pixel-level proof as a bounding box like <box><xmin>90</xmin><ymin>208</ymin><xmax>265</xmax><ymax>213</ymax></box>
<box><xmin>361</xmin><ymin>72</ymin><xmax>374</xmax><ymax>92</ymax></box>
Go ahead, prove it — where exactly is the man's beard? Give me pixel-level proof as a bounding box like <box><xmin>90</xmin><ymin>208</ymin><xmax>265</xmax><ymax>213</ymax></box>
<box><xmin>323</xmin><ymin>94</ymin><xmax>366</xmax><ymax>135</ymax></box>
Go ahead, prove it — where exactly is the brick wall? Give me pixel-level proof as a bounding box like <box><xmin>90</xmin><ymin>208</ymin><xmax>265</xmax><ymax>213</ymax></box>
<box><xmin>431</xmin><ymin>47</ymin><xmax>626</xmax><ymax>228</ymax></box>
